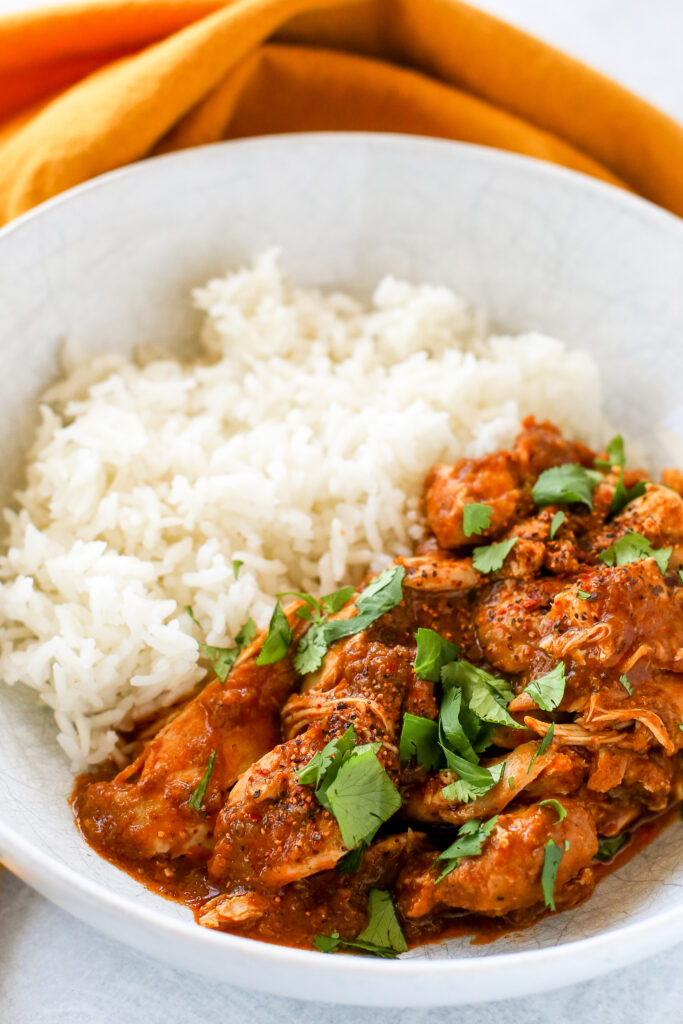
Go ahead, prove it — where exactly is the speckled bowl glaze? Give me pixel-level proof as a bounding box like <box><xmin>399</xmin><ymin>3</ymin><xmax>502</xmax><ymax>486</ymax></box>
<box><xmin>1</xmin><ymin>135</ymin><xmax>683</xmax><ymax>1006</ymax></box>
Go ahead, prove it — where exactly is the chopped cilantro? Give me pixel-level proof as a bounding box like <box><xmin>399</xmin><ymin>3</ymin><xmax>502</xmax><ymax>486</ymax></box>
<box><xmin>299</xmin><ymin>726</ymin><xmax>401</xmax><ymax>849</ymax></box>
<box><xmin>541</xmin><ymin>838</ymin><xmax>567</xmax><ymax>911</ymax></box>
<box><xmin>185</xmin><ymin>605</ymin><xmax>257</xmax><ymax>681</ymax></box>
<box><xmin>188</xmin><ymin>750</ymin><xmax>216</xmax><ymax>811</ymax></box>
<box><xmin>440</xmin><ymin>756</ymin><xmax>504</xmax><ymax>803</ymax></box>
<box><xmin>532</xmin><ymin>464</ymin><xmax>599</xmax><ymax>510</ymax></box>
<box><xmin>413</xmin><ymin>627</ymin><xmax>459</xmax><ymax>682</ymax></box>
<box><xmin>523</xmin><ymin>663</ymin><xmax>566</xmax><ymax>712</ymax></box>
<box><xmin>256</xmin><ymin>601</ymin><xmax>293</xmax><ymax>665</ymax></box>
<box><xmin>539</xmin><ymin>798</ymin><xmax>567</xmax><ymax>822</ymax></box>
<box><xmin>598</xmin><ymin>532</ymin><xmax>671</xmax><ymax>575</ymax></box>
<box><xmin>472</xmin><ymin>537</ymin><xmax>518</xmax><ymax>574</ymax></box>
<box><xmin>434</xmin><ymin>816</ymin><xmax>499</xmax><ymax>882</ymax></box>
<box><xmin>549</xmin><ymin>510</ymin><xmax>566</xmax><ymax>540</ymax></box>
<box><xmin>619</xmin><ymin>674</ymin><xmax>633</xmax><ymax>695</ymax></box>
<box><xmin>595</xmin><ymin>435</ymin><xmax>647</xmax><ymax>514</ymax></box>
<box><xmin>232</xmin><ymin>559</ymin><xmax>243</xmax><ymax>579</ymax></box>
<box><xmin>290</xmin><ymin>567</ymin><xmax>404</xmax><ymax>674</ymax></box>
<box><xmin>314</xmin><ymin>889</ymin><xmax>406</xmax><ymax>958</ymax></box>
<box><xmin>594</xmin><ymin>832</ymin><xmax>629</xmax><ymax>862</ymax></box>
<box><xmin>508</xmin><ymin>777</ymin><xmax>516</xmax><ymax>789</ymax></box>
<box><xmin>398</xmin><ymin>713</ymin><xmax>442</xmax><ymax>771</ymax></box>
<box><xmin>463</xmin><ymin>503</ymin><xmax>493</xmax><ymax>538</ymax></box>
<box><xmin>443</xmin><ymin>660</ymin><xmax>520</xmax><ymax>730</ymax></box>
<box><xmin>336</xmin><ymin>846</ymin><xmax>365</xmax><ymax>875</ymax></box>
<box><xmin>576</xmin><ymin>589</ymin><xmax>591</xmax><ymax>600</ymax></box>
<box><xmin>528</xmin><ymin>723</ymin><xmax>555</xmax><ymax>771</ymax></box>
<box><xmin>679</xmin><ymin>568</ymin><xmax>683</xmax><ymax>584</ymax></box>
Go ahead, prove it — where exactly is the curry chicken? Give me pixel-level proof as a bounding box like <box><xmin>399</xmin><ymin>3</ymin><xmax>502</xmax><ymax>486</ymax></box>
<box><xmin>73</xmin><ymin>418</ymin><xmax>683</xmax><ymax>955</ymax></box>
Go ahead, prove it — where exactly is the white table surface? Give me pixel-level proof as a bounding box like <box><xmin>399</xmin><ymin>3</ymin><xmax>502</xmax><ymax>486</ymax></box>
<box><xmin>1</xmin><ymin>1</ymin><xmax>682</xmax><ymax>1021</ymax></box>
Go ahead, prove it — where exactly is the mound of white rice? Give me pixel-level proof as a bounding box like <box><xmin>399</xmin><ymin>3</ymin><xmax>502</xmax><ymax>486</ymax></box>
<box><xmin>0</xmin><ymin>251</ymin><xmax>604</xmax><ymax>769</ymax></box>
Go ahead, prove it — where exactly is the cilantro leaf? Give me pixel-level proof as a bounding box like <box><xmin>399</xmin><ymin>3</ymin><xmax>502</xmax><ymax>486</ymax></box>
<box><xmin>314</xmin><ymin>890</ymin><xmax>406</xmax><ymax>958</ymax></box>
<box><xmin>528</xmin><ymin>723</ymin><xmax>555</xmax><ymax>771</ymax></box>
<box><xmin>463</xmin><ymin>503</ymin><xmax>493</xmax><ymax>538</ymax></box>
<box><xmin>301</xmin><ymin>566</ymin><xmax>405</xmax><ymax>666</ymax></box>
<box><xmin>232</xmin><ymin>559</ymin><xmax>243</xmax><ymax>579</ymax></box>
<box><xmin>293</xmin><ymin>621</ymin><xmax>328</xmax><ymax>674</ymax></box>
<box><xmin>398</xmin><ymin>713</ymin><xmax>442</xmax><ymax>771</ymax></box>
<box><xmin>598</xmin><ymin>532</ymin><xmax>671</xmax><ymax>575</ymax></box>
<box><xmin>594</xmin><ymin>435</ymin><xmax>625</xmax><ymax>471</ymax></box>
<box><xmin>440</xmin><ymin>756</ymin><xmax>504</xmax><ymax>803</ymax></box>
<box><xmin>413</xmin><ymin>627</ymin><xmax>459</xmax><ymax>682</ymax></box>
<box><xmin>532</xmin><ymin>464</ymin><xmax>598</xmax><ymax>510</ymax></box>
<box><xmin>355</xmin><ymin>889</ymin><xmax>407</xmax><ymax>954</ymax></box>
<box><xmin>539</xmin><ymin>798</ymin><xmax>567</xmax><ymax>822</ymax></box>
<box><xmin>276</xmin><ymin>590</ymin><xmax>324</xmax><ymax>618</ymax></box>
<box><xmin>336</xmin><ymin>846</ymin><xmax>365</xmax><ymax>874</ymax></box>
<box><xmin>619</xmin><ymin>674</ymin><xmax>633</xmax><ymax>695</ymax></box>
<box><xmin>549</xmin><ymin>510</ymin><xmax>566</xmax><ymax>540</ymax></box>
<box><xmin>438</xmin><ymin>686</ymin><xmax>481</xmax><ymax>764</ymax></box>
<box><xmin>321</xmin><ymin>587</ymin><xmax>355</xmax><ymax>614</ymax></box>
<box><xmin>256</xmin><ymin>601</ymin><xmax>293</xmax><ymax>665</ymax></box>
<box><xmin>188</xmin><ymin>750</ymin><xmax>216</xmax><ymax>811</ymax></box>
<box><xmin>523</xmin><ymin>662</ymin><xmax>566</xmax><ymax>712</ymax></box>
<box><xmin>434</xmin><ymin>816</ymin><xmax>499</xmax><ymax>882</ymax></box>
<box><xmin>576</xmin><ymin>589</ymin><xmax>591</xmax><ymax>600</ymax></box>
<box><xmin>541</xmin><ymin>838</ymin><xmax>567</xmax><ymax>911</ymax></box>
<box><xmin>297</xmin><ymin>726</ymin><xmax>357</xmax><ymax>787</ymax></box>
<box><xmin>323</xmin><ymin>747</ymin><xmax>402</xmax><ymax>848</ymax></box>
<box><xmin>472</xmin><ymin>537</ymin><xmax>518</xmax><ymax>574</ymax></box>
<box><xmin>185</xmin><ymin>607</ymin><xmax>257</xmax><ymax>681</ymax></box>
<box><xmin>594</xmin><ymin>832</ymin><xmax>629</xmax><ymax>862</ymax></box>
<box><xmin>442</xmin><ymin>660</ymin><xmax>520</xmax><ymax>730</ymax></box>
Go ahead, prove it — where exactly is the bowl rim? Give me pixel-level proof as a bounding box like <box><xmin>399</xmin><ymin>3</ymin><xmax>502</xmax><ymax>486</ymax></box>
<box><xmin>1</xmin><ymin>131</ymin><xmax>683</xmax><ymax>998</ymax></box>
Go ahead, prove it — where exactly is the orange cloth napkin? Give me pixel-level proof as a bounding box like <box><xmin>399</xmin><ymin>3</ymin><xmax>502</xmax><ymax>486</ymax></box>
<box><xmin>1</xmin><ymin>0</ymin><xmax>683</xmax><ymax>227</ymax></box>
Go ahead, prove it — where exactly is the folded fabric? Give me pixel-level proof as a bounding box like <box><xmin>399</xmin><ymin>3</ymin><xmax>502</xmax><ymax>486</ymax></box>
<box><xmin>0</xmin><ymin>0</ymin><xmax>682</xmax><ymax>226</ymax></box>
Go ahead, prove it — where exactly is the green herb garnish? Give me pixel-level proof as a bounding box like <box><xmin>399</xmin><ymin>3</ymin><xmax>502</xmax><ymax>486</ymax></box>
<box><xmin>413</xmin><ymin>627</ymin><xmax>459</xmax><ymax>682</ymax></box>
<box><xmin>463</xmin><ymin>503</ymin><xmax>493</xmax><ymax>538</ymax></box>
<box><xmin>619</xmin><ymin>674</ymin><xmax>633</xmax><ymax>695</ymax></box>
<box><xmin>290</xmin><ymin>568</ymin><xmax>404</xmax><ymax>674</ymax></box>
<box><xmin>528</xmin><ymin>723</ymin><xmax>555</xmax><ymax>771</ymax></box>
<box><xmin>539</xmin><ymin>798</ymin><xmax>567</xmax><ymax>822</ymax></box>
<box><xmin>313</xmin><ymin>889</ymin><xmax>407</xmax><ymax>958</ymax></box>
<box><xmin>232</xmin><ymin>559</ymin><xmax>243</xmax><ymax>579</ymax></box>
<box><xmin>434</xmin><ymin>816</ymin><xmax>499</xmax><ymax>882</ymax></box>
<box><xmin>298</xmin><ymin>727</ymin><xmax>401</xmax><ymax>849</ymax></box>
<box><xmin>523</xmin><ymin>663</ymin><xmax>565</xmax><ymax>712</ymax></box>
<box><xmin>549</xmin><ymin>510</ymin><xmax>566</xmax><ymax>540</ymax></box>
<box><xmin>443</xmin><ymin>660</ymin><xmax>521</xmax><ymax>731</ymax></box>
<box><xmin>598</xmin><ymin>532</ymin><xmax>671</xmax><ymax>575</ymax></box>
<box><xmin>185</xmin><ymin>606</ymin><xmax>257</xmax><ymax>681</ymax></box>
<box><xmin>440</xmin><ymin>756</ymin><xmax>504</xmax><ymax>803</ymax></box>
<box><xmin>594</xmin><ymin>832</ymin><xmax>629</xmax><ymax>862</ymax></box>
<box><xmin>541</xmin><ymin>838</ymin><xmax>568</xmax><ymax>911</ymax></box>
<box><xmin>577</xmin><ymin>589</ymin><xmax>591</xmax><ymax>600</ymax></box>
<box><xmin>472</xmin><ymin>537</ymin><xmax>518</xmax><ymax>574</ymax></box>
<box><xmin>188</xmin><ymin>750</ymin><xmax>216</xmax><ymax>811</ymax></box>
<box><xmin>533</xmin><ymin>464</ymin><xmax>599</xmax><ymax>510</ymax></box>
<box><xmin>596</xmin><ymin>435</ymin><xmax>647</xmax><ymax>514</ymax></box>
<box><xmin>256</xmin><ymin>601</ymin><xmax>293</xmax><ymax>665</ymax></box>
<box><xmin>336</xmin><ymin>846</ymin><xmax>365</xmax><ymax>875</ymax></box>
<box><xmin>398</xmin><ymin>714</ymin><xmax>442</xmax><ymax>771</ymax></box>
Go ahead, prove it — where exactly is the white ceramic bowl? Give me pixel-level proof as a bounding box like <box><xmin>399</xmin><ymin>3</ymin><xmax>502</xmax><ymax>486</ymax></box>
<box><xmin>1</xmin><ymin>134</ymin><xmax>683</xmax><ymax>1007</ymax></box>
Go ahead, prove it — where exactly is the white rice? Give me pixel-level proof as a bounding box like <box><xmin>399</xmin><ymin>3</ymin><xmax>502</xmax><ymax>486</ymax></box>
<box><xmin>0</xmin><ymin>250</ymin><xmax>604</xmax><ymax>769</ymax></box>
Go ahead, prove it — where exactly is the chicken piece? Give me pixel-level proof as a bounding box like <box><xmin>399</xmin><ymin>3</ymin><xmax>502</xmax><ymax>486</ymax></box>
<box><xmin>396</xmin><ymin>799</ymin><xmax>597</xmax><ymax>920</ymax></box>
<box><xmin>540</xmin><ymin>561</ymin><xmax>683</xmax><ymax>672</ymax></box>
<box><xmin>474</xmin><ymin>576</ymin><xmax>564</xmax><ymax>675</ymax></box>
<box><xmin>513</xmin><ymin>417</ymin><xmax>596</xmax><ymax>480</ymax></box>
<box><xmin>398</xmin><ymin>551</ymin><xmax>482</xmax><ymax>592</ymax></box>
<box><xmin>586</xmin><ymin>484</ymin><xmax>683</xmax><ymax>566</ymax></box>
<box><xmin>425</xmin><ymin>453</ymin><xmax>528</xmax><ymax>549</ymax></box>
<box><xmin>579</xmin><ymin>673</ymin><xmax>683</xmax><ymax>755</ymax></box>
<box><xmin>403</xmin><ymin>741</ymin><xmax>567</xmax><ymax>827</ymax></box>
<box><xmin>210</xmin><ymin>635</ymin><xmax>411</xmax><ymax>890</ymax></box>
<box><xmin>76</xmin><ymin>618</ymin><xmax>303</xmax><ymax>860</ymax></box>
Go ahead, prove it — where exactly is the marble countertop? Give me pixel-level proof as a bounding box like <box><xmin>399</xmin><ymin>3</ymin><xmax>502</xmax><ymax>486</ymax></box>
<box><xmin>1</xmin><ymin>1</ymin><xmax>682</xmax><ymax>1020</ymax></box>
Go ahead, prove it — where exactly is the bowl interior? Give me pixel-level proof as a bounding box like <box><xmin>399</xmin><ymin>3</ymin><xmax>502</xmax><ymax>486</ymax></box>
<box><xmin>1</xmin><ymin>134</ymin><xmax>683</xmax><ymax>1005</ymax></box>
